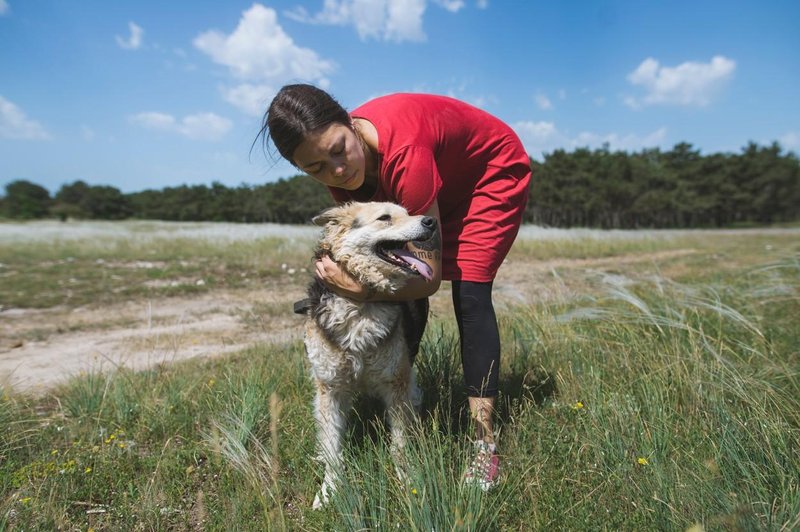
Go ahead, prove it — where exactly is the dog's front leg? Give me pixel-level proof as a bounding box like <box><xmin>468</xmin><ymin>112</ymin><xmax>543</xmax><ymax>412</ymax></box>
<box><xmin>313</xmin><ymin>384</ymin><xmax>349</xmax><ymax>509</ymax></box>
<box><xmin>382</xmin><ymin>386</ymin><xmax>416</xmax><ymax>483</ymax></box>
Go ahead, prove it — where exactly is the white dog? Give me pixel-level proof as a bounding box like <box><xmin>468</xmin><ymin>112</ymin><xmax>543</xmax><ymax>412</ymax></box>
<box><xmin>296</xmin><ymin>202</ymin><xmax>438</xmax><ymax>508</ymax></box>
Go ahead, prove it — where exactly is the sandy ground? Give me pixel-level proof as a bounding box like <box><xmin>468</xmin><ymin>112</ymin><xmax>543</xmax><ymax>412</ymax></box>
<box><xmin>0</xmin><ymin>249</ymin><xmax>697</xmax><ymax>394</ymax></box>
<box><xmin>0</xmin><ymin>284</ymin><xmax>306</xmax><ymax>393</ymax></box>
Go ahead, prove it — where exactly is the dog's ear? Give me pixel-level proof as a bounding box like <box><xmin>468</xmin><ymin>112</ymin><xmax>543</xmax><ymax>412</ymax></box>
<box><xmin>312</xmin><ymin>207</ymin><xmax>338</xmax><ymax>226</ymax></box>
<box><xmin>312</xmin><ymin>204</ymin><xmax>349</xmax><ymax>226</ymax></box>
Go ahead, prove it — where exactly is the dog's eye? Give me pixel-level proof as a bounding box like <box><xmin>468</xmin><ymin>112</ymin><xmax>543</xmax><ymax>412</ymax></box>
<box><xmin>377</xmin><ymin>214</ymin><xmax>391</xmax><ymax>222</ymax></box>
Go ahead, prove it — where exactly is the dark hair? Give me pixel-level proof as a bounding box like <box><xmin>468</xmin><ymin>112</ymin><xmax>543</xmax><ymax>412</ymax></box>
<box><xmin>256</xmin><ymin>84</ymin><xmax>351</xmax><ymax>164</ymax></box>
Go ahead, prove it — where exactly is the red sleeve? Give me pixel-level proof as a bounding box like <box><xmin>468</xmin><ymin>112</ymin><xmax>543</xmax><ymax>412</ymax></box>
<box><xmin>383</xmin><ymin>146</ymin><xmax>442</xmax><ymax>215</ymax></box>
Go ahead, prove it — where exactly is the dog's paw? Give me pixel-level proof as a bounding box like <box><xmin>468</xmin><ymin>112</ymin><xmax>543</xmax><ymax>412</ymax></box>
<box><xmin>312</xmin><ymin>492</ymin><xmax>326</xmax><ymax>510</ymax></box>
<box><xmin>312</xmin><ymin>478</ymin><xmax>333</xmax><ymax>509</ymax></box>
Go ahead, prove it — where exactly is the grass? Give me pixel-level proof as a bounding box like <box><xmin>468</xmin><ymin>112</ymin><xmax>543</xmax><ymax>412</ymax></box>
<box><xmin>0</xmin><ymin>220</ymin><xmax>315</xmax><ymax>309</ymax></box>
<box><xmin>1</xmin><ymin>222</ymin><xmax>798</xmax><ymax>530</ymax></box>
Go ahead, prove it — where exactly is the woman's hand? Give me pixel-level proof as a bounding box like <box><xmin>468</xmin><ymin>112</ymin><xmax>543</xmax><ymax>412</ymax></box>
<box><xmin>315</xmin><ymin>201</ymin><xmax>443</xmax><ymax>302</ymax></box>
<box><xmin>315</xmin><ymin>255</ymin><xmax>372</xmax><ymax>301</ymax></box>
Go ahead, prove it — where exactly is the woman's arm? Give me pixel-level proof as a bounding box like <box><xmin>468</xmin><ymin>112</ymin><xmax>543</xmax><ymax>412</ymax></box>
<box><xmin>314</xmin><ymin>201</ymin><xmax>443</xmax><ymax>301</ymax></box>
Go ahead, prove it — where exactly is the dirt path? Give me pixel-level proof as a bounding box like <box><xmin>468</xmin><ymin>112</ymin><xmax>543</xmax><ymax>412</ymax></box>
<box><xmin>0</xmin><ymin>249</ymin><xmax>696</xmax><ymax>394</ymax></box>
<box><xmin>0</xmin><ymin>285</ymin><xmax>307</xmax><ymax>393</ymax></box>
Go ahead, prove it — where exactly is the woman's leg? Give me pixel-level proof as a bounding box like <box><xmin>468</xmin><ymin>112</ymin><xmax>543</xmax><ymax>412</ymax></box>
<box><xmin>452</xmin><ymin>280</ymin><xmax>500</xmax><ymax>443</ymax></box>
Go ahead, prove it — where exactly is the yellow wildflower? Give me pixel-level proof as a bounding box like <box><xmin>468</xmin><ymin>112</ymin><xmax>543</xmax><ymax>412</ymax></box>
<box><xmin>20</xmin><ymin>497</ymin><xmax>32</xmax><ymax>504</ymax></box>
<box><xmin>85</xmin><ymin>467</ymin><xmax>92</xmax><ymax>474</ymax></box>
<box><xmin>411</xmin><ymin>488</ymin><xmax>418</xmax><ymax>495</ymax></box>
<box><xmin>637</xmin><ymin>457</ymin><xmax>649</xmax><ymax>465</ymax></box>
<box><xmin>50</xmin><ymin>449</ymin><xmax>59</xmax><ymax>455</ymax></box>
<box><xmin>572</xmin><ymin>401</ymin><xmax>584</xmax><ymax>410</ymax></box>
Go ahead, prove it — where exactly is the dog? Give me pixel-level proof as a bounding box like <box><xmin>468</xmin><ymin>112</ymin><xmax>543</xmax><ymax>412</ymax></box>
<box><xmin>295</xmin><ymin>201</ymin><xmax>439</xmax><ymax>508</ymax></box>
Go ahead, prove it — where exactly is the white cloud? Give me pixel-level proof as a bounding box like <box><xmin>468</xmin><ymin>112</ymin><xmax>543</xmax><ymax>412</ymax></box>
<box><xmin>195</xmin><ymin>4</ymin><xmax>334</xmax><ymax>81</ymax></box>
<box><xmin>439</xmin><ymin>82</ymin><xmax>496</xmax><ymax>110</ymax></box>
<box><xmin>513</xmin><ymin>121</ymin><xmax>557</xmax><ymax>146</ymax></box>
<box><xmin>572</xmin><ymin>128</ymin><xmax>668</xmax><ymax>152</ymax></box>
<box><xmin>476</xmin><ymin>0</ymin><xmax>488</xmax><ymax>8</ymax></box>
<box><xmin>0</xmin><ymin>0</ymin><xmax>9</xmax><ymax>16</ymax></box>
<box><xmin>116</xmin><ymin>22</ymin><xmax>144</xmax><ymax>50</ymax></box>
<box><xmin>780</xmin><ymin>131</ymin><xmax>799</xmax><ymax>151</ymax></box>
<box><xmin>0</xmin><ymin>95</ymin><xmax>50</xmax><ymax>140</ymax></box>
<box><xmin>513</xmin><ymin>120</ymin><xmax>667</xmax><ymax>157</ymax></box>
<box><xmin>81</xmin><ymin>125</ymin><xmax>95</xmax><ymax>141</ymax></box>
<box><xmin>626</xmin><ymin>55</ymin><xmax>736</xmax><ymax>108</ymax></box>
<box><xmin>385</xmin><ymin>0</ymin><xmax>427</xmax><ymax>41</ymax></box>
<box><xmin>622</xmin><ymin>95</ymin><xmax>641</xmax><ymax>110</ymax></box>
<box><xmin>433</xmin><ymin>0</ymin><xmax>465</xmax><ymax>13</ymax></box>
<box><xmin>194</xmin><ymin>4</ymin><xmax>334</xmax><ymax>115</ymax></box>
<box><xmin>535</xmin><ymin>93</ymin><xmax>552</xmax><ymax>110</ymax></box>
<box><xmin>222</xmin><ymin>83</ymin><xmax>277</xmax><ymax>117</ymax></box>
<box><xmin>285</xmin><ymin>0</ymin><xmax>428</xmax><ymax>43</ymax></box>
<box><xmin>131</xmin><ymin>112</ymin><xmax>175</xmax><ymax>130</ymax></box>
<box><xmin>130</xmin><ymin>111</ymin><xmax>233</xmax><ymax>141</ymax></box>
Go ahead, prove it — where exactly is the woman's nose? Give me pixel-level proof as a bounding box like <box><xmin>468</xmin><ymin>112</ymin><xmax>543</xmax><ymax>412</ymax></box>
<box><xmin>331</xmin><ymin>158</ymin><xmax>346</xmax><ymax>176</ymax></box>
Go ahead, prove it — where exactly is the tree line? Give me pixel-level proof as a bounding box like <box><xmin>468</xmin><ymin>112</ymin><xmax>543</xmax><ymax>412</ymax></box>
<box><xmin>2</xmin><ymin>142</ymin><xmax>798</xmax><ymax>228</ymax></box>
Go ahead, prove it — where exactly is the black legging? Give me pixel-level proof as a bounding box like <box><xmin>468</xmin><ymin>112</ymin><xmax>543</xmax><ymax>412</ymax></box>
<box><xmin>452</xmin><ymin>280</ymin><xmax>500</xmax><ymax>398</ymax></box>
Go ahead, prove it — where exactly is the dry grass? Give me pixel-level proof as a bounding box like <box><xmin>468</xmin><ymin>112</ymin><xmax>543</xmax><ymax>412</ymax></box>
<box><xmin>1</xmin><ymin>221</ymin><xmax>798</xmax><ymax>529</ymax></box>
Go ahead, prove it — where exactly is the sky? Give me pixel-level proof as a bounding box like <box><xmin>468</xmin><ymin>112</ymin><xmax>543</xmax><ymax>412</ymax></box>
<box><xmin>1</xmin><ymin>0</ymin><xmax>798</xmax><ymax>194</ymax></box>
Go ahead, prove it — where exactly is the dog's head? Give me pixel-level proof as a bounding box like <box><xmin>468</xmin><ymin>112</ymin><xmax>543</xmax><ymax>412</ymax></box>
<box><xmin>312</xmin><ymin>202</ymin><xmax>437</xmax><ymax>293</ymax></box>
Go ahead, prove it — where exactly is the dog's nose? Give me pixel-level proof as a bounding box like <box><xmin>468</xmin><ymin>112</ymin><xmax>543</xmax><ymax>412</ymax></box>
<box><xmin>421</xmin><ymin>216</ymin><xmax>437</xmax><ymax>230</ymax></box>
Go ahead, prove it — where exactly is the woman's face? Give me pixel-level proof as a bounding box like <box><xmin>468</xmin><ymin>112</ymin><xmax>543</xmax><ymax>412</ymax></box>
<box><xmin>292</xmin><ymin>122</ymin><xmax>366</xmax><ymax>190</ymax></box>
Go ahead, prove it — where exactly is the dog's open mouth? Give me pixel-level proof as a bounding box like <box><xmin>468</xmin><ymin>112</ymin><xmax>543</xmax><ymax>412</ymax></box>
<box><xmin>377</xmin><ymin>241</ymin><xmax>434</xmax><ymax>281</ymax></box>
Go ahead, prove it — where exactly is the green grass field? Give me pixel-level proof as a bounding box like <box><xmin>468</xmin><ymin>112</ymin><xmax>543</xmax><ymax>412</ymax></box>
<box><xmin>1</xmin><ymin>222</ymin><xmax>798</xmax><ymax>530</ymax></box>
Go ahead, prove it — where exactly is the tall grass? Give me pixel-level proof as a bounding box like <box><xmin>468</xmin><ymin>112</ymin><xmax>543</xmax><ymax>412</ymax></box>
<box><xmin>0</xmin><ymin>222</ymin><xmax>316</xmax><ymax>308</ymax></box>
<box><xmin>1</xmin><ymin>229</ymin><xmax>798</xmax><ymax>529</ymax></box>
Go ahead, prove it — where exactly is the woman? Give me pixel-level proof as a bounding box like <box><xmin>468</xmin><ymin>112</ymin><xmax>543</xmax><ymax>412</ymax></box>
<box><xmin>260</xmin><ymin>84</ymin><xmax>531</xmax><ymax>490</ymax></box>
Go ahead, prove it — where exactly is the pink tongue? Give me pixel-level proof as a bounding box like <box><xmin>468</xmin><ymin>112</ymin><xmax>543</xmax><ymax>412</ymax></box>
<box><xmin>392</xmin><ymin>249</ymin><xmax>433</xmax><ymax>281</ymax></box>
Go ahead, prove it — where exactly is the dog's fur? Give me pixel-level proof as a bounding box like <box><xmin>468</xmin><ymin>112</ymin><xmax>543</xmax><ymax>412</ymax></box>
<box><xmin>300</xmin><ymin>202</ymin><xmax>438</xmax><ymax>508</ymax></box>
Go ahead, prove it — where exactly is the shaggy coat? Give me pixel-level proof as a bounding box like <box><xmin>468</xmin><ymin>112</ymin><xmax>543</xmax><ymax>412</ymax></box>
<box><xmin>299</xmin><ymin>202</ymin><xmax>438</xmax><ymax>509</ymax></box>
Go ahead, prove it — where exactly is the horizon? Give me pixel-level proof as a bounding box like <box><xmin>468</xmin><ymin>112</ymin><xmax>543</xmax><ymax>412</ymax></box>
<box><xmin>1</xmin><ymin>0</ymin><xmax>799</xmax><ymax>194</ymax></box>
<box><xmin>3</xmin><ymin>139</ymin><xmax>794</xmax><ymax>197</ymax></box>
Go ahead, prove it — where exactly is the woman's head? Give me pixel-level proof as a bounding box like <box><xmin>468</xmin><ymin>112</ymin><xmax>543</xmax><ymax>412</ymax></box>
<box><xmin>258</xmin><ymin>84</ymin><xmax>369</xmax><ymax>190</ymax></box>
<box><xmin>261</xmin><ymin>84</ymin><xmax>351</xmax><ymax>163</ymax></box>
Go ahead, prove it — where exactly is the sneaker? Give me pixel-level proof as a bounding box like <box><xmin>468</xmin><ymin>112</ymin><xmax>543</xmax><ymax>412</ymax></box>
<box><xmin>463</xmin><ymin>440</ymin><xmax>500</xmax><ymax>491</ymax></box>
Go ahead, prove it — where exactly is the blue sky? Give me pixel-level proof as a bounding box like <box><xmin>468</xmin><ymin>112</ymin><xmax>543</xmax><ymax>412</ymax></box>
<box><xmin>1</xmin><ymin>0</ymin><xmax>798</xmax><ymax>194</ymax></box>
